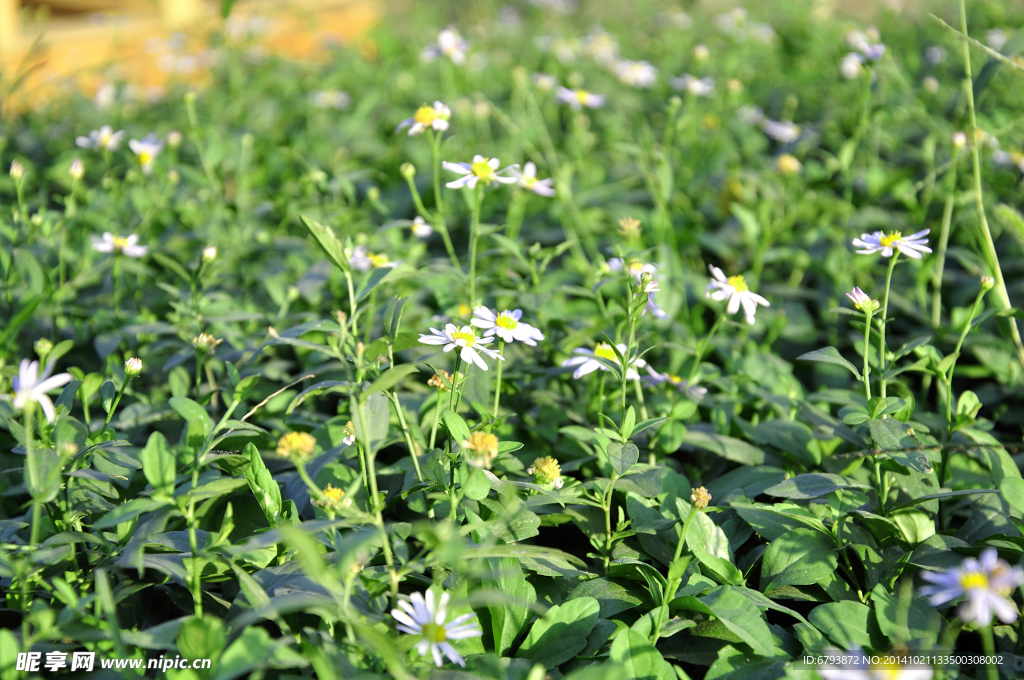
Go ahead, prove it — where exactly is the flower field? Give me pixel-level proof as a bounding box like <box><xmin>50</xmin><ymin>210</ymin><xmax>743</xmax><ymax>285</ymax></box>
<box><xmin>4</xmin><ymin>0</ymin><xmax>1024</xmax><ymax>678</ymax></box>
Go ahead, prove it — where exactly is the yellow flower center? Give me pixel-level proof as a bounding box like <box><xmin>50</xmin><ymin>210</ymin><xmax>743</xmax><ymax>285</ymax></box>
<box><xmin>138</xmin><ymin>151</ymin><xmax>152</xmax><ymax>166</ymax></box>
<box><xmin>413</xmin><ymin>105</ymin><xmax>438</xmax><ymax>126</ymax></box>
<box><xmin>450</xmin><ymin>329</ymin><xmax>478</xmax><ymax>347</ymax></box>
<box><xmin>276</xmin><ymin>431</ymin><xmax>316</xmax><ymax>459</ymax></box>
<box><xmin>496</xmin><ymin>313</ymin><xmax>518</xmax><ymax>330</ymax></box>
<box><xmin>880</xmin><ymin>231</ymin><xmax>902</xmax><ymax>247</ymax></box>
<box><xmin>522</xmin><ymin>175</ymin><xmax>537</xmax><ymax>187</ymax></box>
<box><xmin>368</xmin><ymin>253</ymin><xmax>390</xmax><ymax>268</ymax></box>
<box><xmin>668</xmin><ymin>374</ymin><xmax>682</xmax><ymax>384</ymax></box>
<box><xmin>322</xmin><ymin>485</ymin><xmax>345</xmax><ymax>504</ymax></box>
<box><xmin>530</xmin><ymin>456</ymin><xmax>562</xmax><ymax>485</ymax></box>
<box><xmin>113</xmin><ymin>237</ymin><xmax>129</xmax><ymax>251</ymax></box>
<box><xmin>470</xmin><ymin>159</ymin><xmax>496</xmax><ymax>182</ymax></box>
<box><xmin>960</xmin><ymin>572</ymin><xmax>989</xmax><ymax>590</ymax></box>
<box><xmin>594</xmin><ymin>343</ymin><xmax>618</xmax><ymax>361</ymax></box>
<box><xmin>575</xmin><ymin>89</ymin><xmax>590</xmax><ymax>104</ymax></box>
<box><xmin>100</xmin><ymin>131</ymin><xmax>112</xmax><ymax>145</ymax></box>
<box><xmin>421</xmin><ymin>622</ymin><xmax>447</xmax><ymax>643</ymax></box>
<box><xmin>628</xmin><ymin>261</ymin><xmax>646</xmax><ymax>276</ymax></box>
<box><xmin>727</xmin><ymin>275</ymin><xmax>749</xmax><ymax>293</ymax></box>
<box><xmin>458</xmin><ymin>303</ymin><xmax>472</xmax><ymax>317</ymax></box>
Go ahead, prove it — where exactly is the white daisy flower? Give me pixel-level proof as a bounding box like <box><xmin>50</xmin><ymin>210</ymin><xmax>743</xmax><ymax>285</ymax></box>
<box><xmin>583</xmin><ymin>28</ymin><xmax>618</xmax><ymax>65</ymax></box>
<box><xmin>348</xmin><ymin>245</ymin><xmax>399</xmax><ymax>273</ymax></box>
<box><xmin>532</xmin><ymin>73</ymin><xmax>558</xmax><ymax>91</ymax></box>
<box><xmin>511</xmin><ymin>162</ymin><xmax>556</xmax><ymax>196</ymax></box>
<box><xmin>817</xmin><ymin>647</ymin><xmax>933</xmax><ymax>680</ymax></box>
<box><xmin>471</xmin><ymin>307</ymin><xmax>545</xmax><ymax>346</ymax></box>
<box><xmin>391</xmin><ymin>590</ymin><xmax>482</xmax><ymax>668</ymax></box>
<box><xmin>841</xmin><ymin>52</ymin><xmax>865</xmax><ymax>79</ymax></box>
<box><xmin>12</xmin><ymin>359</ymin><xmax>73</xmax><ymax>423</ymax></box>
<box><xmin>670</xmin><ymin>74</ymin><xmax>715</xmax><ymax>96</ymax></box>
<box><xmin>705</xmin><ymin>265</ymin><xmax>770</xmax><ymax>325</ymax></box>
<box><xmin>128</xmin><ymin>134</ymin><xmax>164</xmax><ymax>175</ymax></box>
<box><xmin>852</xmin><ymin>229</ymin><xmax>932</xmax><ymax>259</ymax></box>
<box><xmin>309</xmin><ymin>89</ymin><xmax>351</xmax><ymax>110</ymax></box>
<box><xmin>645</xmin><ymin>366</ymin><xmax>707</xmax><ymax>402</ymax></box>
<box><xmin>561</xmin><ymin>342</ymin><xmax>646</xmax><ymax>380</ymax></box>
<box><xmin>418</xmin><ymin>324</ymin><xmax>504</xmax><ymax>371</ymax></box>
<box><xmin>422</xmin><ymin>26</ymin><xmax>469</xmax><ymax>65</ymax></box>
<box><xmin>91</xmin><ymin>232</ymin><xmax>148</xmax><ymax>258</ymax></box>
<box><xmin>555</xmin><ymin>87</ymin><xmax>605</xmax><ymax>111</ymax></box>
<box><xmin>397</xmin><ymin>101</ymin><xmax>451</xmax><ymax>136</ymax></box>
<box><xmin>443</xmin><ymin>155</ymin><xmax>518</xmax><ymax>190</ymax></box>
<box><xmin>76</xmin><ymin>125</ymin><xmax>126</xmax><ymax>151</ymax></box>
<box><xmin>412</xmin><ymin>216</ymin><xmax>434</xmax><ymax>238</ymax></box>
<box><xmin>760</xmin><ymin>119</ymin><xmax>800</xmax><ymax>143</ymax></box>
<box><xmin>920</xmin><ymin>548</ymin><xmax>1024</xmax><ymax>625</ymax></box>
<box><xmin>614</xmin><ymin>59</ymin><xmax>658</xmax><ymax>88</ymax></box>
<box><xmin>608</xmin><ymin>258</ymin><xmax>657</xmax><ymax>281</ymax></box>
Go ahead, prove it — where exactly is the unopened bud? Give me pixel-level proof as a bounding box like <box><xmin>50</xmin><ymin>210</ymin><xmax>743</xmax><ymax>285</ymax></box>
<box><xmin>400</xmin><ymin>163</ymin><xmax>416</xmax><ymax>180</ymax></box>
<box><xmin>980</xmin><ymin>275</ymin><xmax>995</xmax><ymax>291</ymax></box>
<box><xmin>69</xmin><ymin>158</ymin><xmax>84</xmax><ymax>180</ymax></box>
<box><xmin>9</xmin><ymin>161</ymin><xmax>23</xmax><ymax>180</ymax></box>
<box><xmin>203</xmin><ymin>246</ymin><xmax>217</xmax><ymax>262</ymax></box>
<box><xmin>168</xmin><ymin>169</ymin><xmax>180</xmax><ymax>185</ymax></box>
<box><xmin>125</xmin><ymin>357</ymin><xmax>143</xmax><ymax>378</ymax></box>
<box><xmin>192</xmin><ymin>333</ymin><xmax>223</xmax><ymax>354</ymax></box>
<box><xmin>309</xmin><ymin>169</ymin><xmax>328</xmax><ymax>184</ymax></box>
<box><xmin>367</xmin><ymin>186</ymin><xmax>381</xmax><ymax>201</ymax></box>
<box><xmin>952</xmin><ymin>131</ymin><xmax>967</xmax><ymax>149</ymax></box>
<box><xmin>693</xmin><ymin>44</ymin><xmax>709</xmax><ymax>62</ymax></box>
<box><xmin>167</xmin><ymin>130</ymin><xmax>183</xmax><ymax>148</ymax></box>
<box><xmin>691</xmin><ymin>486</ymin><xmax>712</xmax><ymax>509</ymax></box>
<box><xmin>34</xmin><ymin>338</ymin><xmax>54</xmax><ymax>359</ymax></box>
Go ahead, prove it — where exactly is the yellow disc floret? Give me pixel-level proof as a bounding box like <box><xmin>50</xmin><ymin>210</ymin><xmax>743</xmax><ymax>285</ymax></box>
<box><xmin>421</xmin><ymin>622</ymin><xmax>447</xmax><ymax>643</ymax></box>
<box><xmin>413</xmin><ymin>105</ymin><xmax>438</xmax><ymax>126</ymax></box>
<box><xmin>496</xmin><ymin>312</ymin><xmax>518</xmax><ymax>330</ymax></box>
<box><xmin>470</xmin><ymin>158</ymin><xmax>496</xmax><ymax>183</ymax></box>
<box><xmin>528</xmin><ymin>456</ymin><xmax>562</xmax><ymax>487</ymax></box>
<box><xmin>277</xmin><ymin>431</ymin><xmax>316</xmax><ymax>459</ymax></box>
<box><xmin>726</xmin><ymin>275</ymin><xmax>749</xmax><ymax>293</ymax></box>
<box><xmin>959</xmin><ymin>571</ymin><xmax>989</xmax><ymax>590</ymax></box>
<box><xmin>462</xmin><ymin>431</ymin><xmax>499</xmax><ymax>469</ymax></box>
<box><xmin>594</xmin><ymin>342</ymin><xmax>618</xmax><ymax>361</ymax></box>
<box><xmin>880</xmin><ymin>231</ymin><xmax>902</xmax><ymax>247</ymax></box>
<box><xmin>450</xmin><ymin>328</ymin><xmax>478</xmax><ymax>346</ymax></box>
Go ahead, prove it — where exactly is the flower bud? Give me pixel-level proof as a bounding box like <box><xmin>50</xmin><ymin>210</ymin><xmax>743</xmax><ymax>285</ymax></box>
<box><xmin>618</xmin><ymin>217</ymin><xmax>642</xmax><ymax>240</ymax></box>
<box><xmin>34</xmin><ymin>338</ymin><xmax>53</xmax><ymax>359</ymax></box>
<box><xmin>400</xmin><ymin>163</ymin><xmax>417</xmax><ymax>180</ymax></box>
<box><xmin>168</xmin><ymin>169</ymin><xmax>180</xmax><ymax>184</ymax></box>
<box><xmin>923</xmin><ymin>76</ymin><xmax>939</xmax><ymax>94</ymax></box>
<box><xmin>693</xmin><ymin>44</ymin><xmax>710</xmax><ymax>62</ymax></box>
<box><xmin>727</xmin><ymin>78</ymin><xmax>743</xmax><ymax>94</ymax></box>
<box><xmin>981</xmin><ymin>275</ymin><xmax>995</xmax><ymax>291</ymax></box>
<box><xmin>276</xmin><ymin>431</ymin><xmax>316</xmax><ymax>459</ymax></box>
<box><xmin>367</xmin><ymin>186</ymin><xmax>381</xmax><ymax>202</ymax></box>
<box><xmin>125</xmin><ymin>357</ymin><xmax>143</xmax><ymax>378</ymax></box>
<box><xmin>192</xmin><ymin>332</ymin><xmax>223</xmax><ymax>354</ymax></box>
<box><xmin>776</xmin><ymin>154</ymin><xmax>803</xmax><ymax>175</ymax></box>
<box><xmin>167</xmin><ymin>130</ymin><xmax>183</xmax><ymax>148</ymax></box>
<box><xmin>527</xmin><ymin>456</ymin><xmax>564</xmax><ymax>489</ymax></box>
<box><xmin>691</xmin><ymin>486</ymin><xmax>712</xmax><ymax>509</ymax></box>
<box><xmin>462</xmin><ymin>431</ymin><xmax>499</xmax><ymax>469</ymax></box>
<box><xmin>203</xmin><ymin>246</ymin><xmax>217</xmax><ymax>262</ymax></box>
<box><xmin>952</xmin><ymin>131</ymin><xmax>967</xmax><ymax>149</ymax></box>
<box><xmin>9</xmin><ymin>161</ymin><xmax>23</xmax><ymax>180</ymax></box>
<box><xmin>69</xmin><ymin>158</ymin><xmax>84</xmax><ymax>180</ymax></box>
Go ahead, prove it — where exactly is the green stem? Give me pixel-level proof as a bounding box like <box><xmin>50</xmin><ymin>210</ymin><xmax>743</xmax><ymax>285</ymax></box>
<box><xmin>959</xmin><ymin>0</ymin><xmax>1024</xmax><ymax>370</ymax></box>
<box><xmin>344</xmin><ymin>271</ymin><xmax>358</xmax><ymax>339</ymax></box>
<box><xmin>468</xmin><ymin>186</ymin><xmax>483</xmax><ymax>307</ymax></box>
<box><xmin>688</xmin><ymin>314</ymin><xmax>725</xmax><ymax>384</ymax></box>
<box><xmin>862</xmin><ymin>310</ymin><xmax>874</xmax><ymax>401</ymax></box>
<box><xmin>101</xmin><ymin>375</ymin><xmax>133</xmax><ymax>435</ymax></box>
<box><xmin>874</xmin><ymin>459</ymin><xmax>889</xmax><ymax>515</ymax></box>
<box><xmin>429</xmin><ymin>394</ymin><xmax>443</xmax><ymax>450</ymax></box>
<box><xmin>878</xmin><ymin>253</ymin><xmax>899</xmax><ymax>400</ymax></box>
<box><xmin>931</xmin><ymin>161</ymin><xmax>958</xmax><ymax>328</ymax></box>
<box><xmin>23</xmin><ymin>405</ymin><xmax>42</xmax><ymax>547</ymax></box>
<box><xmin>674</xmin><ymin>503</ymin><xmax>700</xmax><ymax>563</ymax></box>
<box><xmin>980</xmin><ymin>624</ymin><xmax>998</xmax><ymax>680</ymax></box>
<box><xmin>602</xmin><ymin>474</ymin><xmax>619</xmax><ymax>569</ymax></box>
<box><xmin>113</xmin><ymin>255</ymin><xmax>122</xmax><ymax>319</ymax></box>
<box><xmin>597</xmin><ymin>372</ymin><xmax>606</xmax><ymax>423</ymax></box>
<box><xmin>427</xmin><ymin>131</ymin><xmax>460</xmax><ymax>270</ymax></box>
<box><xmin>195</xmin><ymin>353</ymin><xmax>204</xmax><ymax>402</ymax></box>
<box><xmin>492</xmin><ymin>339</ymin><xmax>506</xmax><ymax>417</ymax></box>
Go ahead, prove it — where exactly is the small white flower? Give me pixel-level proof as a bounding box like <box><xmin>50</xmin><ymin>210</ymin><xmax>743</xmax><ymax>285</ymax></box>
<box><xmin>614</xmin><ymin>59</ymin><xmax>658</xmax><ymax>88</ymax></box>
<box><xmin>846</xmin><ymin>29</ymin><xmax>886</xmax><ymax>61</ymax></box>
<box><xmin>760</xmin><ymin>119</ymin><xmax>800</xmax><ymax>143</ymax></box>
<box><xmin>555</xmin><ymin>87</ymin><xmax>605</xmax><ymax>111</ymax></box>
<box><xmin>561</xmin><ymin>342</ymin><xmax>646</xmax><ymax>380</ymax></box>
<box><xmin>76</xmin><ymin>125</ymin><xmax>126</xmax><ymax>151</ymax></box>
<box><xmin>11</xmin><ymin>359</ymin><xmax>73</xmax><ymax>423</ymax></box>
<box><xmin>422</xmin><ymin>25</ymin><xmax>469</xmax><ymax>65</ymax></box>
<box><xmin>841</xmin><ymin>52</ymin><xmax>865</xmax><ymax>79</ymax></box>
<box><xmin>412</xmin><ymin>216</ymin><xmax>434</xmax><ymax>238</ymax></box>
<box><xmin>671</xmin><ymin>74</ymin><xmax>715</xmax><ymax>96</ymax></box>
<box><xmin>471</xmin><ymin>307</ymin><xmax>545</xmax><ymax>346</ymax></box>
<box><xmin>986</xmin><ymin>28</ymin><xmax>1009</xmax><ymax>52</ymax></box>
<box><xmin>91</xmin><ymin>232</ymin><xmax>148</xmax><ymax>258</ymax></box>
<box><xmin>203</xmin><ymin>246</ymin><xmax>218</xmax><ymax>262</ymax></box>
<box><xmin>419</xmin><ymin>324</ymin><xmax>504</xmax><ymax>371</ymax></box>
<box><xmin>532</xmin><ymin>73</ymin><xmax>558</xmax><ymax>91</ymax></box>
<box><xmin>923</xmin><ymin>76</ymin><xmax>940</xmax><ymax>94</ymax></box>
<box><xmin>583</xmin><ymin>28</ymin><xmax>618</xmax><ymax>65</ymax></box>
<box><xmin>397</xmin><ymin>101</ymin><xmax>451</xmax><ymax>136</ymax></box>
<box><xmin>845</xmin><ymin>287</ymin><xmax>879</xmax><ymax>313</ymax></box>
<box><xmin>128</xmin><ymin>134</ymin><xmax>164</xmax><ymax>175</ymax></box>
<box><xmin>920</xmin><ymin>548</ymin><xmax>1024</xmax><ymax>625</ymax></box>
<box><xmin>348</xmin><ymin>245</ymin><xmax>398</xmax><ymax>272</ymax></box>
<box><xmin>692</xmin><ymin>44</ymin><xmax>710</xmax><ymax>61</ymax></box>
<box><xmin>817</xmin><ymin>647</ymin><xmax>932</xmax><ymax>680</ymax></box>
<box><xmin>511</xmin><ymin>162</ymin><xmax>556</xmax><ymax>196</ymax></box>
<box><xmin>310</xmin><ymin>89</ymin><xmax>351</xmax><ymax>110</ymax></box>
<box><xmin>608</xmin><ymin>258</ymin><xmax>657</xmax><ymax>281</ymax></box>
<box><xmin>443</xmin><ymin>155</ymin><xmax>518</xmax><ymax>190</ymax></box>
<box><xmin>645</xmin><ymin>366</ymin><xmax>706</xmax><ymax>402</ymax></box>
<box><xmin>124</xmin><ymin>357</ymin><xmax>144</xmax><ymax>378</ymax></box>
<box><xmin>852</xmin><ymin>229</ymin><xmax>932</xmax><ymax>259</ymax></box>
<box><xmin>69</xmin><ymin>158</ymin><xmax>84</xmax><ymax>180</ymax></box>
<box><xmin>924</xmin><ymin>45</ymin><xmax>947</xmax><ymax>65</ymax></box>
<box><xmin>705</xmin><ymin>265</ymin><xmax>770</xmax><ymax>325</ymax></box>
<box><xmin>392</xmin><ymin>590</ymin><xmax>481</xmax><ymax>667</ymax></box>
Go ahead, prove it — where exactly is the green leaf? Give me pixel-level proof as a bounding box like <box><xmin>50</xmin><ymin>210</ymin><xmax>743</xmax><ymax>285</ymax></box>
<box><xmin>568</xmin><ymin>578</ymin><xmax>648</xmax><ymax>618</ymax></box>
<box><xmin>764</xmin><ymin>473</ymin><xmax>870</xmax><ymax>499</ymax></box>
<box><xmin>94</xmin><ymin>498</ymin><xmax>169</xmax><ymax>529</ymax></box>
<box><xmin>750</xmin><ymin>420</ymin><xmax>819</xmax><ymax>467</ymax></box>
<box><xmin>177</xmin><ymin>614</ymin><xmax>226</xmax><ymax>662</ymax></box>
<box><xmin>382</xmin><ymin>295</ymin><xmax>408</xmax><ymax>342</ymax></box>
<box><xmin>607</xmin><ymin>441</ymin><xmax>639</xmax><ymax>476</ymax></box>
<box><xmin>220</xmin><ymin>0</ymin><xmax>237</xmax><ymax>19</ymax></box>
<box><xmin>518</xmin><ymin>597</ymin><xmax>600</xmax><ymax>668</ymax></box>
<box><xmin>869</xmin><ymin>583</ymin><xmax>940</xmax><ymax>646</ymax></box>
<box><xmin>1001</xmin><ymin>477</ymin><xmax>1024</xmax><ymax>515</ymax></box>
<box><xmin>100</xmin><ymin>380</ymin><xmax>116</xmax><ymax>414</ymax></box>
<box><xmin>698</xmin><ymin>586</ymin><xmax>776</xmax><ymax>657</ymax></box>
<box><xmin>692</xmin><ymin>549</ymin><xmax>745</xmax><ymax>586</ymax></box>
<box><xmin>139</xmin><ymin>431</ymin><xmax>176</xmax><ymax>496</ymax></box>
<box><xmin>809</xmin><ymin>601</ymin><xmax>886</xmax><ymax>650</ymax></box>
<box><xmin>351</xmin><ymin>392</ymin><xmax>390</xmax><ymax>453</ymax></box>
<box><xmin>485</xmin><ymin>558</ymin><xmax>536</xmax><ymax>656</ymax></box>
<box><xmin>609</xmin><ymin>628</ymin><xmax>677</xmax><ymax>680</ymax></box>
<box><xmin>300</xmin><ymin>215</ymin><xmax>350</xmax><ymax>274</ymax></box>
<box><xmin>682</xmin><ymin>430</ymin><xmax>766</xmax><ymax>465</ymax></box>
<box><xmin>169</xmin><ymin>396</ymin><xmax>212</xmax><ymax>436</ymax></box>
<box><xmin>24</xmin><ymin>446</ymin><xmax>62</xmax><ymax>503</ymax></box>
<box><xmin>442</xmin><ymin>410</ymin><xmax>472</xmax><ymax>443</ymax></box>
<box><xmin>242</xmin><ymin>443</ymin><xmax>282</xmax><ymax>527</ymax></box>
<box><xmin>796</xmin><ymin>347</ymin><xmax>861</xmax><ymax>379</ymax></box>
<box><xmin>760</xmin><ymin>528</ymin><xmax>838</xmax><ymax>591</ymax></box>
<box><xmin>461</xmin><ymin>465</ymin><xmax>491</xmax><ymax>501</ymax></box>
<box><xmin>867</xmin><ymin>418</ymin><xmax>919</xmax><ymax>451</ymax></box>
<box><xmin>621</xmin><ymin>406</ymin><xmax>637</xmax><ymax>440</ymax></box>
<box><xmin>232</xmin><ymin>374</ymin><xmax>259</xmax><ymax>404</ymax></box>
<box><xmin>365</xmin><ymin>364</ymin><xmax>417</xmax><ymax>395</ymax></box>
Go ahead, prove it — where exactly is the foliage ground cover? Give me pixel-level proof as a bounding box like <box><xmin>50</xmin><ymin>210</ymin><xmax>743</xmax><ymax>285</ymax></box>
<box><xmin>4</xmin><ymin>0</ymin><xmax>1024</xmax><ymax>678</ymax></box>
